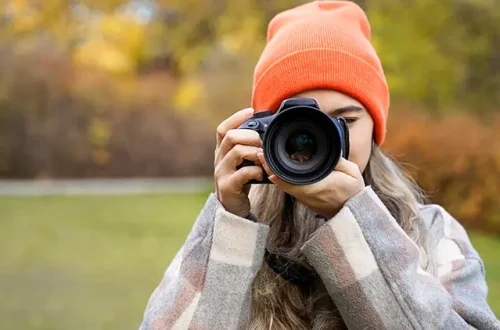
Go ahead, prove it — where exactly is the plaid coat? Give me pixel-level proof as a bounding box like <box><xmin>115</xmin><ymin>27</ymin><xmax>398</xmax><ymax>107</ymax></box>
<box><xmin>140</xmin><ymin>187</ymin><xmax>500</xmax><ymax>329</ymax></box>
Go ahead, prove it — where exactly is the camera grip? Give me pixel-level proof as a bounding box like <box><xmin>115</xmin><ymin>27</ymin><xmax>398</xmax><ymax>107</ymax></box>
<box><xmin>236</xmin><ymin>160</ymin><xmax>271</xmax><ymax>184</ymax></box>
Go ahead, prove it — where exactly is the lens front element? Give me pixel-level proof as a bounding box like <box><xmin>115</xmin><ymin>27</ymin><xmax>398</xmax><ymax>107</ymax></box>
<box><xmin>285</xmin><ymin>131</ymin><xmax>317</xmax><ymax>163</ymax></box>
<box><xmin>263</xmin><ymin>104</ymin><xmax>344</xmax><ymax>185</ymax></box>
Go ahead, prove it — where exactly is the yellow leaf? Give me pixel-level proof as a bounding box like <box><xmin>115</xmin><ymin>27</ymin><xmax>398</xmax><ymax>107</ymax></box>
<box><xmin>73</xmin><ymin>39</ymin><xmax>135</xmax><ymax>75</ymax></box>
<box><xmin>98</xmin><ymin>14</ymin><xmax>145</xmax><ymax>55</ymax></box>
<box><xmin>173</xmin><ymin>78</ymin><xmax>204</xmax><ymax>111</ymax></box>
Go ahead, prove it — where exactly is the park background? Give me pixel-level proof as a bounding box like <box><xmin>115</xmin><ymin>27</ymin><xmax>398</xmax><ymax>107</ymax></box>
<box><xmin>0</xmin><ymin>0</ymin><xmax>499</xmax><ymax>329</ymax></box>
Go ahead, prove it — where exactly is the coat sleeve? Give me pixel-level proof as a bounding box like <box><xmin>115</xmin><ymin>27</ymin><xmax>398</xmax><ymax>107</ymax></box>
<box><xmin>139</xmin><ymin>193</ymin><xmax>269</xmax><ymax>330</ymax></box>
<box><xmin>301</xmin><ymin>186</ymin><xmax>500</xmax><ymax>330</ymax></box>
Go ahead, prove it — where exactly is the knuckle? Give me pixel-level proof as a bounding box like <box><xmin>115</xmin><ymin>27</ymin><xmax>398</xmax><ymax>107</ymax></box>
<box><xmin>225</xmin><ymin>129</ymin><xmax>238</xmax><ymax>143</ymax></box>
<box><xmin>216</xmin><ymin>124</ymin><xmax>225</xmax><ymax>139</ymax></box>
<box><xmin>231</xmin><ymin>144</ymin><xmax>245</xmax><ymax>156</ymax></box>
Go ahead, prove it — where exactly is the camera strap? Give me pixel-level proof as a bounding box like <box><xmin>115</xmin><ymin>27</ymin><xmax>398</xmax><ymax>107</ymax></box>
<box><xmin>259</xmin><ymin>193</ymin><xmax>321</xmax><ymax>286</ymax></box>
<box><xmin>264</xmin><ymin>249</ymin><xmax>317</xmax><ymax>286</ymax></box>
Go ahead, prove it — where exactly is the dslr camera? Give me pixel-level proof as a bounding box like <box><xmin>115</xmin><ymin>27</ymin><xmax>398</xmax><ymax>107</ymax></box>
<box><xmin>238</xmin><ymin>97</ymin><xmax>350</xmax><ymax>185</ymax></box>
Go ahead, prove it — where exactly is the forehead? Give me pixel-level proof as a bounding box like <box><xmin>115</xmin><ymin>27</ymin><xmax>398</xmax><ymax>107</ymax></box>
<box><xmin>292</xmin><ymin>89</ymin><xmax>366</xmax><ymax>111</ymax></box>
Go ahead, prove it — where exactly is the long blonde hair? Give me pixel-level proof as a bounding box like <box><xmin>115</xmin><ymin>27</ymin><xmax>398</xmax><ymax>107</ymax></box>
<box><xmin>247</xmin><ymin>145</ymin><xmax>429</xmax><ymax>330</ymax></box>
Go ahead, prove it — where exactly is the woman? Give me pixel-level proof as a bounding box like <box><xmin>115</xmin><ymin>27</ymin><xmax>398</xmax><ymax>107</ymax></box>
<box><xmin>140</xmin><ymin>1</ymin><xmax>500</xmax><ymax>329</ymax></box>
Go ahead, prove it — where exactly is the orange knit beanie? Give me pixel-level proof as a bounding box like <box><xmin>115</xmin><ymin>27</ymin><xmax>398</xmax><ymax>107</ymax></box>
<box><xmin>251</xmin><ymin>1</ymin><xmax>389</xmax><ymax>144</ymax></box>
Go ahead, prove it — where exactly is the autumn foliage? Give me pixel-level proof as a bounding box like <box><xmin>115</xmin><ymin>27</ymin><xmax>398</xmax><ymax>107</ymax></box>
<box><xmin>384</xmin><ymin>110</ymin><xmax>500</xmax><ymax>234</ymax></box>
<box><xmin>0</xmin><ymin>1</ymin><xmax>499</xmax><ymax>234</ymax></box>
<box><xmin>0</xmin><ymin>52</ymin><xmax>498</xmax><ymax>234</ymax></box>
<box><xmin>0</xmin><ymin>52</ymin><xmax>215</xmax><ymax>179</ymax></box>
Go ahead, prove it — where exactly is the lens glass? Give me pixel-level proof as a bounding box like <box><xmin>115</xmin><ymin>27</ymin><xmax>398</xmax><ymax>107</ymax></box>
<box><xmin>284</xmin><ymin>130</ymin><xmax>317</xmax><ymax>163</ymax></box>
<box><xmin>263</xmin><ymin>105</ymin><xmax>344</xmax><ymax>185</ymax></box>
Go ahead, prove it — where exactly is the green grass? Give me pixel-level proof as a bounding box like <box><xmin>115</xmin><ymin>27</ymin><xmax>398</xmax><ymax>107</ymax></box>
<box><xmin>469</xmin><ymin>232</ymin><xmax>500</xmax><ymax>315</ymax></box>
<box><xmin>0</xmin><ymin>193</ymin><xmax>498</xmax><ymax>329</ymax></box>
<box><xmin>0</xmin><ymin>193</ymin><xmax>209</xmax><ymax>330</ymax></box>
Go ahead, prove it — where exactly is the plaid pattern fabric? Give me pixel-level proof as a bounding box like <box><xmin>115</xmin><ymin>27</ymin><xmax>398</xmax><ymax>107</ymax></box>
<box><xmin>140</xmin><ymin>188</ymin><xmax>500</xmax><ymax>330</ymax></box>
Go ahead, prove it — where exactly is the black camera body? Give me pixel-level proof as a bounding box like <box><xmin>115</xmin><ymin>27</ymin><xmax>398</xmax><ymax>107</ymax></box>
<box><xmin>238</xmin><ymin>97</ymin><xmax>350</xmax><ymax>185</ymax></box>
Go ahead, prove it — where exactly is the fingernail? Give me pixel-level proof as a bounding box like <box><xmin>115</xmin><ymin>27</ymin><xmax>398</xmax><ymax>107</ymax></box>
<box><xmin>245</xmin><ymin>108</ymin><xmax>254</xmax><ymax>115</ymax></box>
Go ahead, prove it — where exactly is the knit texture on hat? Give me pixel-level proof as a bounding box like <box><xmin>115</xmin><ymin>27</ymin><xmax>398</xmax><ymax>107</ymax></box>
<box><xmin>251</xmin><ymin>1</ymin><xmax>390</xmax><ymax>144</ymax></box>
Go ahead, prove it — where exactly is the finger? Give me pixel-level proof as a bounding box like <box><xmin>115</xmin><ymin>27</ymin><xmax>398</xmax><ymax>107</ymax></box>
<box><xmin>216</xmin><ymin>145</ymin><xmax>263</xmax><ymax>178</ymax></box>
<box><xmin>215</xmin><ymin>129</ymin><xmax>262</xmax><ymax>166</ymax></box>
<box><xmin>257</xmin><ymin>153</ymin><xmax>273</xmax><ymax>176</ymax></box>
<box><xmin>335</xmin><ymin>157</ymin><xmax>362</xmax><ymax>178</ymax></box>
<box><xmin>257</xmin><ymin>152</ymin><xmax>297</xmax><ymax>192</ymax></box>
<box><xmin>230</xmin><ymin>165</ymin><xmax>264</xmax><ymax>188</ymax></box>
<box><xmin>216</xmin><ymin>108</ymin><xmax>254</xmax><ymax>148</ymax></box>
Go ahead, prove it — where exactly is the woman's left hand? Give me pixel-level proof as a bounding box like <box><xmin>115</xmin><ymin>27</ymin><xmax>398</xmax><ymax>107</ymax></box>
<box><xmin>257</xmin><ymin>153</ymin><xmax>365</xmax><ymax>218</ymax></box>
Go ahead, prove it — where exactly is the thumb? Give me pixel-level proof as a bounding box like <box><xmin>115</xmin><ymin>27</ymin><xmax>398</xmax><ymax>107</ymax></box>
<box><xmin>335</xmin><ymin>157</ymin><xmax>362</xmax><ymax>178</ymax></box>
<box><xmin>257</xmin><ymin>152</ymin><xmax>273</xmax><ymax>177</ymax></box>
<box><xmin>257</xmin><ymin>152</ymin><xmax>298</xmax><ymax>193</ymax></box>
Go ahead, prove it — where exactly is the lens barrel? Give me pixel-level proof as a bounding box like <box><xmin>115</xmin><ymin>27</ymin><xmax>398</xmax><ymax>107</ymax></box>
<box><xmin>262</xmin><ymin>105</ymin><xmax>345</xmax><ymax>185</ymax></box>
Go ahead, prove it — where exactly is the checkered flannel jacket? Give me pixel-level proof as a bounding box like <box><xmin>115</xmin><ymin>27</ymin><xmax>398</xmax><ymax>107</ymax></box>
<box><xmin>139</xmin><ymin>187</ymin><xmax>500</xmax><ymax>329</ymax></box>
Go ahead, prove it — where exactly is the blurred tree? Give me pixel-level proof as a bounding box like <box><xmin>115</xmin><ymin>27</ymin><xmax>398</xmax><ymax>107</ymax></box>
<box><xmin>364</xmin><ymin>0</ymin><xmax>500</xmax><ymax>113</ymax></box>
<box><xmin>2</xmin><ymin>0</ymin><xmax>500</xmax><ymax>112</ymax></box>
<box><xmin>147</xmin><ymin>0</ymin><xmax>500</xmax><ymax>112</ymax></box>
<box><xmin>0</xmin><ymin>0</ymin><xmax>126</xmax><ymax>47</ymax></box>
<box><xmin>2</xmin><ymin>0</ymin><xmax>500</xmax><ymax>175</ymax></box>
<box><xmin>73</xmin><ymin>13</ymin><xmax>146</xmax><ymax>75</ymax></box>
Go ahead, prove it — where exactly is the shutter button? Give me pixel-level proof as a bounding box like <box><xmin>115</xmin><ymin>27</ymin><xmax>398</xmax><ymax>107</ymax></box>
<box><xmin>247</xmin><ymin>121</ymin><xmax>258</xmax><ymax>128</ymax></box>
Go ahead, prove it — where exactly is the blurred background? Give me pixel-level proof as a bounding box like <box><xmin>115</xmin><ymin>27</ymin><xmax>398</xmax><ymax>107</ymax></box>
<box><xmin>0</xmin><ymin>0</ymin><xmax>499</xmax><ymax>329</ymax></box>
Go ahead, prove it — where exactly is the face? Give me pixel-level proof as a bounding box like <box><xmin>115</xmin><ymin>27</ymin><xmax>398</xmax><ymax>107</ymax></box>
<box><xmin>292</xmin><ymin>89</ymin><xmax>374</xmax><ymax>173</ymax></box>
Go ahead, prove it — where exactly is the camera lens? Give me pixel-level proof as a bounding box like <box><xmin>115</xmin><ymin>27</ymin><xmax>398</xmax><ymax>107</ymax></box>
<box><xmin>262</xmin><ymin>104</ymin><xmax>345</xmax><ymax>185</ymax></box>
<box><xmin>285</xmin><ymin>131</ymin><xmax>317</xmax><ymax>163</ymax></box>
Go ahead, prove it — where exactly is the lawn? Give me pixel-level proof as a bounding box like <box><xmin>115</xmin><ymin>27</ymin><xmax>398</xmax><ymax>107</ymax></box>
<box><xmin>0</xmin><ymin>193</ymin><xmax>498</xmax><ymax>329</ymax></box>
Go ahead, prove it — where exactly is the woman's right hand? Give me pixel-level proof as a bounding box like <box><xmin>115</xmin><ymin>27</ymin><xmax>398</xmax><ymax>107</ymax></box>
<box><xmin>214</xmin><ymin>108</ymin><xmax>264</xmax><ymax>218</ymax></box>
